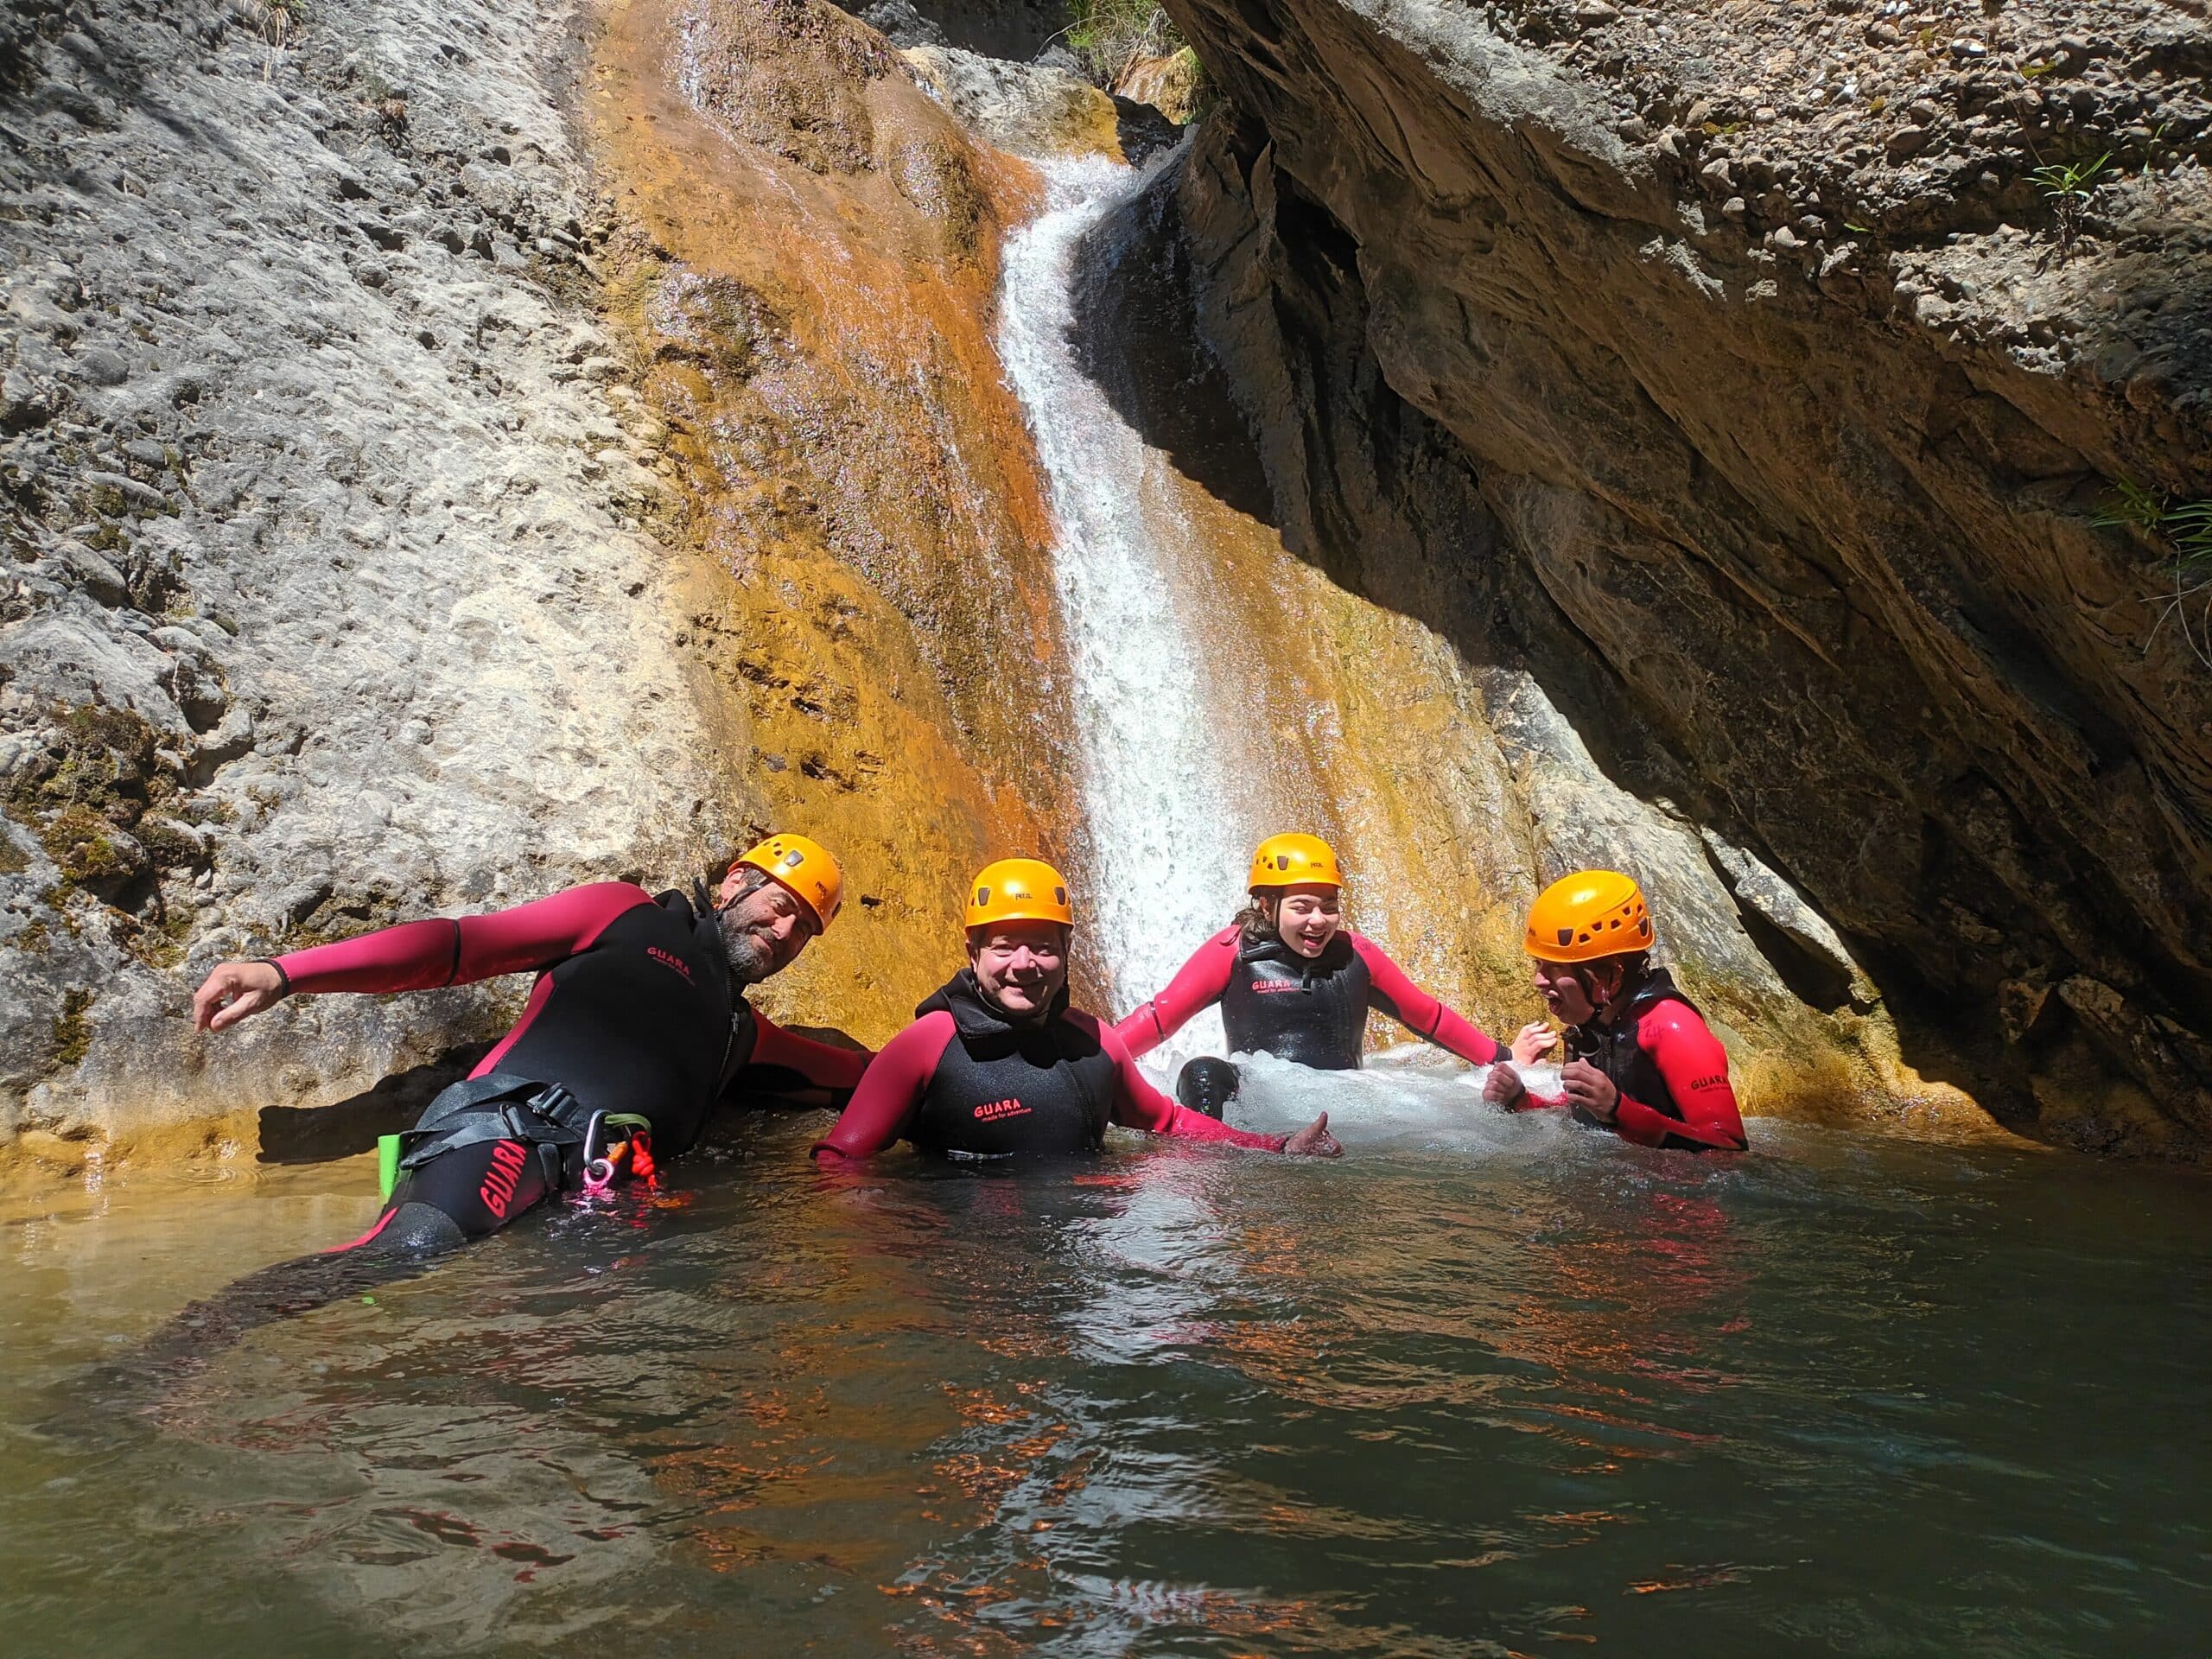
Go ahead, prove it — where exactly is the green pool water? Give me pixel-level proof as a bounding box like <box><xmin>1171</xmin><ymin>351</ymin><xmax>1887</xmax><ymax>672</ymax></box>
<box><xmin>1</xmin><ymin>1065</ymin><xmax>2205</xmax><ymax>1656</ymax></box>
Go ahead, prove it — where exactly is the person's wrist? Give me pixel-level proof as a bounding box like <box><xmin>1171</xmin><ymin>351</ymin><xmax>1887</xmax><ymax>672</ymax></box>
<box><xmin>253</xmin><ymin>957</ymin><xmax>292</xmax><ymax>998</ymax></box>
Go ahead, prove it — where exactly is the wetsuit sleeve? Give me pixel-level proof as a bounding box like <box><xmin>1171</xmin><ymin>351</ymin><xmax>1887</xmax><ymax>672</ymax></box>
<box><xmin>274</xmin><ymin>882</ymin><xmax>653</xmax><ymax>995</ymax></box>
<box><xmin>1112</xmin><ymin>927</ymin><xmax>1240</xmax><ymax>1058</ymax></box>
<box><xmin>1349</xmin><ymin>934</ymin><xmax>1502</xmax><ymax>1065</ymax></box>
<box><xmin>1618</xmin><ymin>1004</ymin><xmax>1748</xmax><ymax>1151</ymax></box>
<box><xmin>1094</xmin><ymin>1020</ymin><xmax>1287</xmax><ymax>1151</ymax></box>
<box><xmin>750</xmin><ymin>1013</ymin><xmax>874</xmax><ymax>1092</ymax></box>
<box><xmin>810</xmin><ymin>1013</ymin><xmax>957</xmax><ymax>1161</ymax></box>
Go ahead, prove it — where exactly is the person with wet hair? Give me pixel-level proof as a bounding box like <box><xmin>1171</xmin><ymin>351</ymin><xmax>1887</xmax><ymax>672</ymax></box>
<box><xmin>1114</xmin><ymin>833</ymin><xmax>1548</xmax><ymax>1118</ymax></box>
<box><xmin>812</xmin><ymin>858</ymin><xmax>1341</xmax><ymax>1162</ymax></box>
<box><xmin>1482</xmin><ymin>870</ymin><xmax>1748</xmax><ymax>1152</ymax></box>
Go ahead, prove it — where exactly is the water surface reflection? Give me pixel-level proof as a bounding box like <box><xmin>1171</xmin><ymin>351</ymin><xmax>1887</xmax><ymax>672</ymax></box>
<box><xmin>0</xmin><ymin>1090</ymin><xmax>2204</xmax><ymax>1657</ymax></box>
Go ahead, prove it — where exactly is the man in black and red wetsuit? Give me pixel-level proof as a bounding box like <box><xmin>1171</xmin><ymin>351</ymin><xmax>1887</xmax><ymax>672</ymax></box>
<box><xmin>813</xmin><ymin>858</ymin><xmax>1341</xmax><ymax>1163</ymax></box>
<box><xmin>191</xmin><ymin>832</ymin><xmax>869</xmax><ymax>1256</ymax></box>
<box><xmin>1482</xmin><ymin>869</ymin><xmax>1748</xmax><ymax>1152</ymax></box>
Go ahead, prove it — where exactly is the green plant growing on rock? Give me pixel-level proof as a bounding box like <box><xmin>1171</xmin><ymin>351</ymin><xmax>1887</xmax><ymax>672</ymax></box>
<box><xmin>1060</xmin><ymin>0</ymin><xmax>1184</xmax><ymax>90</ymax></box>
<box><xmin>2095</xmin><ymin>483</ymin><xmax>2212</xmax><ymax>667</ymax></box>
<box><xmin>2031</xmin><ymin>152</ymin><xmax>2108</xmax><ymax>260</ymax></box>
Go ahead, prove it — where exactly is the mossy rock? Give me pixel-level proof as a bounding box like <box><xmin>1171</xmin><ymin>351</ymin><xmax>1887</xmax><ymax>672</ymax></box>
<box><xmin>37</xmin><ymin>804</ymin><xmax>148</xmax><ymax>893</ymax></box>
<box><xmin>135</xmin><ymin>817</ymin><xmax>210</xmax><ymax>871</ymax></box>
<box><xmin>6</xmin><ymin>702</ymin><xmax>164</xmax><ymax>824</ymax></box>
<box><xmin>50</xmin><ymin>988</ymin><xmax>92</xmax><ymax>1068</ymax></box>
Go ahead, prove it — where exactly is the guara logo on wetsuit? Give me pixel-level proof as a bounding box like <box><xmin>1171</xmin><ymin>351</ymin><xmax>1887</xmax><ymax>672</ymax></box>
<box><xmin>907</xmin><ymin>972</ymin><xmax>1118</xmax><ymax>1157</ymax></box>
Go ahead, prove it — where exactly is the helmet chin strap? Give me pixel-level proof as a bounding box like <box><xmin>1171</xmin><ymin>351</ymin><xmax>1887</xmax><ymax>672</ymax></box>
<box><xmin>1572</xmin><ymin>963</ymin><xmax>1622</xmax><ymax>1019</ymax></box>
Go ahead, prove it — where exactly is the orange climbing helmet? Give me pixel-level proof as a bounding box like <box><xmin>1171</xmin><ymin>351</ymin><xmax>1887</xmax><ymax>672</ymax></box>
<box><xmin>1525</xmin><ymin>869</ymin><xmax>1652</xmax><ymax>963</ymax></box>
<box><xmin>966</xmin><ymin>858</ymin><xmax>1074</xmax><ymax>931</ymax></box>
<box><xmin>732</xmin><ymin>833</ymin><xmax>842</xmax><ymax>931</ymax></box>
<box><xmin>1247</xmin><ymin>832</ymin><xmax>1343</xmax><ymax>893</ymax></box>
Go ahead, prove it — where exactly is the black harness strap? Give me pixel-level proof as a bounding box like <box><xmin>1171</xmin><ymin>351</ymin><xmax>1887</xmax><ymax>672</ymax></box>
<box><xmin>397</xmin><ymin>1071</ymin><xmax>607</xmax><ymax>1191</ymax></box>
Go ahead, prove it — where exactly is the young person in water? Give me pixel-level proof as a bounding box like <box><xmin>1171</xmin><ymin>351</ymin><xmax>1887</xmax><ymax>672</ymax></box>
<box><xmin>191</xmin><ymin>833</ymin><xmax>870</xmax><ymax>1255</ymax></box>
<box><xmin>1113</xmin><ymin>833</ymin><xmax>1548</xmax><ymax>1116</ymax></box>
<box><xmin>812</xmin><ymin>857</ymin><xmax>1342</xmax><ymax>1162</ymax></box>
<box><xmin>1481</xmin><ymin>869</ymin><xmax>1748</xmax><ymax>1152</ymax></box>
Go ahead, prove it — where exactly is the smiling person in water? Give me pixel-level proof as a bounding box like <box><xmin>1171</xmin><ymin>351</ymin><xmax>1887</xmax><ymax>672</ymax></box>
<box><xmin>1112</xmin><ymin>833</ymin><xmax>1548</xmax><ymax>1118</ymax></box>
<box><xmin>192</xmin><ymin>833</ymin><xmax>870</xmax><ymax>1255</ymax></box>
<box><xmin>1482</xmin><ymin>870</ymin><xmax>1748</xmax><ymax>1152</ymax></box>
<box><xmin>812</xmin><ymin>858</ymin><xmax>1341</xmax><ymax>1162</ymax></box>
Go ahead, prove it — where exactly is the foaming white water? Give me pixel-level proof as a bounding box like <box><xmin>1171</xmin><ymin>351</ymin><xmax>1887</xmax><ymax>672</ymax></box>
<box><xmin>1218</xmin><ymin>1050</ymin><xmax>1572</xmax><ymax>1151</ymax></box>
<box><xmin>995</xmin><ymin>151</ymin><xmax>1244</xmax><ymax>1058</ymax></box>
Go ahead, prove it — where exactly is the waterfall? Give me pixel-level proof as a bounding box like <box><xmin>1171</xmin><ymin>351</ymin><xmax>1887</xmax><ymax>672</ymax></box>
<box><xmin>994</xmin><ymin>153</ymin><xmax>1243</xmax><ymax>1063</ymax></box>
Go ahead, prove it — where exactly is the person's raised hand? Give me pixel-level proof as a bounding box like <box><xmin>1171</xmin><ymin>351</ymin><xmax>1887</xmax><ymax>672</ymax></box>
<box><xmin>1559</xmin><ymin>1058</ymin><xmax>1619</xmax><ymax>1122</ymax></box>
<box><xmin>1482</xmin><ymin>1062</ymin><xmax>1528</xmax><ymax>1109</ymax></box>
<box><xmin>1509</xmin><ymin>1021</ymin><xmax>1556</xmax><ymax>1066</ymax></box>
<box><xmin>192</xmin><ymin>960</ymin><xmax>286</xmax><ymax>1033</ymax></box>
<box><xmin>1282</xmin><ymin>1112</ymin><xmax>1341</xmax><ymax>1158</ymax></box>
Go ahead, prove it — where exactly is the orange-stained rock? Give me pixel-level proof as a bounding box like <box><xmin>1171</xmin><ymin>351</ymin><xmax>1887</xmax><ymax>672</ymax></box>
<box><xmin>589</xmin><ymin>0</ymin><xmax>1085</xmax><ymax>1040</ymax></box>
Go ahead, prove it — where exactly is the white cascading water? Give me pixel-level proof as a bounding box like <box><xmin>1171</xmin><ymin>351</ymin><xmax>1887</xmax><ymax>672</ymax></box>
<box><xmin>994</xmin><ymin>153</ymin><xmax>1243</xmax><ymax>1067</ymax></box>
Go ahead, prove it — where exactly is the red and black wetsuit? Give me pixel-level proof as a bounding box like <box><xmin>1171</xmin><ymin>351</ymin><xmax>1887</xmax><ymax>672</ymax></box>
<box><xmin>813</xmin><ymin>970</ymin><xmax>1287</xmax><ymax>1161</ymax></box>
<box><xmin>274</xmin><ymin>881</ymin><xmax>868</xmax><ymax>1249</ymax></box>
<box><xmin>1512</xmin><ymin>969</ymin><xmax>1747</xmax><ymax>1152</ymax></box>
<box><xmin>1116</xmin><ymin>925</ymin><xmax>1503</xmax><ymax>1071</ymax></box>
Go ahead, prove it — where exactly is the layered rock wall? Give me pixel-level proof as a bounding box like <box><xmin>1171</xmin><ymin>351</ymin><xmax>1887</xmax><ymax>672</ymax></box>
<box><xmin>586</xmin><ymin>0</ymin><xmax>1087</xmax><ymax>1036</ymax></box>
<box><xmin>1159</xmin><ymin>0</ymin><xmax>2212</xmax><ymax>1152</ymax></box>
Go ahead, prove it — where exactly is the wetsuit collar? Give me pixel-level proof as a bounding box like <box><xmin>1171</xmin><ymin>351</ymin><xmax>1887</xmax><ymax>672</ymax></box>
<box><xmin>663</xmin><ymin>883</ymin><xmax>737</xmax><ymax>1007</ymax></box>
<box><xmin>1237</xmin><ymin>928</ymin><xmax>1353</xmax><ymax>978</ymax></box>
<box><xmin>918</xmin><ymin>969</ymin><xmax>1071</xmax><ymax>1037</ymax></box>
<box><xmin>1586</xmin><ymin>964</ymin><xmax>1687</xmax><ymax>1032</ymax></box>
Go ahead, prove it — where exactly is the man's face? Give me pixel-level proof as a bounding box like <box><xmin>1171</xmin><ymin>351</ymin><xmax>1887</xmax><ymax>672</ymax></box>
<box><xmin>715</xmin><ymin>870</ymin><xmax>818</xmax><ymax>983</ymax></box>
<box><xmin>969</xmin><ymin>920</ymin><xmax>1069</xmax><ymax>1019</ymax></box>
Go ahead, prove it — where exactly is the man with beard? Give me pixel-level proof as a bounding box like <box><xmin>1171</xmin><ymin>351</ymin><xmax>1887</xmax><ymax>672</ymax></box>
<box><xmin>190</xmin><ymin>834</ymin><xmax>867</xmax><ymax>1258</ymax></box>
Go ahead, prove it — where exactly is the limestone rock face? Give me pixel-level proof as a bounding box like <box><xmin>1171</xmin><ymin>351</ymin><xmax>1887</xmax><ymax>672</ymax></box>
<box><xmin>1115</xmin><ymin>48</ymin><xmax>1205</xmax><ymax>127</ymax></box>
<box><xmin>901</xmin><ymin>44</ymin><xmax>1125</xmax><ymax>159</ymax></box>
<box><xmin>0</xmin><ymin>0</ymin><xmax>763</xmax><ymax>1145</ymax></box>
<box><xmin>1160</xmin><ymin>0</ymin><xmax>2212</xmax><ymax>1151</ymax></box>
